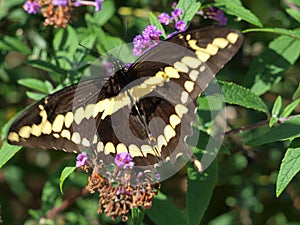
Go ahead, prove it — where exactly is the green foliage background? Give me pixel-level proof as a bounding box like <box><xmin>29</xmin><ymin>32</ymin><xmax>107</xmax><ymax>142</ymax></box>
<box><xmin>1</xmin><ymin>0</ymin><xmax>300</xmax><ymax>224</ymax></box>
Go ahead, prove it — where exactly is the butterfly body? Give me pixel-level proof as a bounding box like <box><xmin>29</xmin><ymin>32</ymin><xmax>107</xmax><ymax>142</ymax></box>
<box><xmin>7</xmin><ymin>27</ymin><xmax>243</xmax><ymax>171</ymax></box>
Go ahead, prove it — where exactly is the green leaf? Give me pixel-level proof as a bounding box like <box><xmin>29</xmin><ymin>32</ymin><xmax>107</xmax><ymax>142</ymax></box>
<box><xmin>26</xmin><ymin>91</ymin><xmax>46</xmax><ymax>101</ymax></box>
<box><xmin>0</xmin><ymin>36</ymin><xmax>31</xmax><ymax>54</ymax></box>
<box><xmin>93</xmin><ymin>0</ymin><xmax>115</xmax><ymax>26</ymax></box>
<box><xmin>220</xmin><ymin>81</ymin><xmax>269</xmax><ymax>114</ymax></box>
<box><xmin>132</xmin><ymin>207</ymin><xmax>146</xmax><ymax>225</ymax></box>
<box><xmin>26</xmin><ymin>60</ymin><xmax>66</xmax><ymax>75</ymax></box>
<box><xmin>149</xmin><ymin>12</ymin><xmax>166</xmax><ymax>38</ymax></box>
<box><xmin>186</xmin><ymin>160</ymin><xmax>218</xmax><ymax>225</ymax></box>
<box><xmin>280</xmin><ymin>99</ymin><xmax>300</xmax><ymax>118</ymax></box>
<box><xmin>147</xmin><ymin>192</ymin><xmax>187</xmax><ymax>225</ymax></box>
<box><xmin>244</xmin><ymin>28</ymin><xmax>300</xmax><ymax>96</ymax></box>
<box><xmin>0</xmin><ymin>141</ymin><xmax>22</xmax><ymax>168</ymax></box>
<box><xmin>18</xmin><ymin>78</ymin><xmax>48</xmax><ymax>93</ymax></box>
<box><xmin>60</xmin><ymin>166</ymin><xmax>76</xmax><ymax>193</ymax></box>
<box><xmin>243</xmin><ymin>28</ymin><xmax>300</xmax><ymax>41</ymax></box>
<box><xmin>246</xmin><ymin>116</ymin><xmax>300</xmax><ymax>146</ymax></box>
<box><xmin>215</xmin><ymin>0</ymin><xmax>263</xmax><ymax>27</ymax></box>
<box><xmin>286</xmin><ymin>8</ymin><xmax>300</xmax><ymax>23</ymax></box>
<box><xmin>293</xmin><ymin>83</ymin><xmax>300</xmax><ymax>100</ymax></box>
<box><xmin>269</xmin><ymin>96</ymin><xmax>282</xmax><ymax>127</ymax></box>
<box><xmin>276</xmin><ymin>138</ymin><xmax>300</xmax><ymax>197</ymax></box>
<box><xmin>177</xmin><ymin>0</ymin><xmax>201</xmax><ymax>23</ymax></box>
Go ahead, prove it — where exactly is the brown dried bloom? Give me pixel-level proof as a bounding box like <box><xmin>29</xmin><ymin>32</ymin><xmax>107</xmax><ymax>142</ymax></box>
<box><xmin>86</xmin><ymin>170</ymin><xmax>160</xmax><ymax>221</ymax></box>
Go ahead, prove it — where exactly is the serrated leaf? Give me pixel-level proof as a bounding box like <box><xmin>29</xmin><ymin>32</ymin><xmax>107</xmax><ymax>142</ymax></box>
<box><xmin>0</xmin><ymin>141</ymin><xmax>22</xmax><ymax>168</ymax></box>
<box><xmin>177</xmin><ymin>0</ymin><xmax>201</xmax><ymax>23</ymax></box>
<box><xmin>26</xmin><ymin>60</ymin><xmax>66</xmax><ymax>75</ymax></box>
<box><xmin>220</xmin><ymin>81</ymin><xmax>268</xmax><ymax>114</ymax></box>
<box><xmin>280</xmin><ymin>99</ymin><xmax>300</xmax><ymax>118</ymax></box>
<box><xmin>149</xmin><ymin>12</ymin><xmax>166</xmax><ymax>38</ymax></box>
<box><xmin>60</xmin><ymin>166</ymin><xmax>76</xmax><ymax>193</ymax></box>
<box><xmin>246</xmin><ymin>116</ymin><xmax>300</xmax><ymax>146</ymax></box>
<box><xmin>18</xmin><ymin>78</ymin><xmax>48</xmax><ymax>93</ymax></box>
<box><xmin>276</xmin><ymin>138</ymin><xmax>300</xmax><ymax>197</ymax></box>
<box><xmin>186</xmin><ymin>160</ymin><xmax>217</xmax><ymax>225</ymax></box>
<box><xmin>244</xmin><ymin>28</ymin><xmax>300</xmax><ymax>96</ymax></box>
<box><xmin>286</xmin><ymin>8</ymin><xmax>300</xmax><ymax>23</ymax></box>
<box><xmin>215</xmin><ymin>0</ymin><xmax>262</xmax><ymax>27</ymax></box>
<box><xmin>147</xmin><ymin>192</ymin><xmax>187</xmax><ymax>225</ymax></box>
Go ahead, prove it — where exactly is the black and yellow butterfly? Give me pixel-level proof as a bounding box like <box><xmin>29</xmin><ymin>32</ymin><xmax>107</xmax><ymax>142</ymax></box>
<box><xmin>7</xmin><ymin>26</ymin><xmax>243</xmax><ymax>172</ymax></box>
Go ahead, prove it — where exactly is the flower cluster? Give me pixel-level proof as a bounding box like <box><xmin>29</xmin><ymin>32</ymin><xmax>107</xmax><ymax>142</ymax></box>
<box><xmin>83</xmin><ymin>152</ymin><xmax>160</xmax><ymax>221</ymax></box>
<box><xmin>133</xmin><ymin>3</ymin><xmax>187</xmax><ymax>56</ymax></box>
<box><xmin>76</xmin><ymin>152</ymin><xmax>88</xmax><ymax>167</ymax></box>
<box><xmin>201</xmin><ymin>7</ymin><xmax>228</xmax><ymax>26</ymax></box>
<box><xmin>23</xmin><ymin>0</ymin><xmax>104</xmax><ymax>28</ymax></box>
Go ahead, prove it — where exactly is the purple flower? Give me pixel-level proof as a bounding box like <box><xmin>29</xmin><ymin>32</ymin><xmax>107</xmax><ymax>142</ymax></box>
<box><xmin>142</xmin><ymin>25</ymin><xmax>162</xmax><ymax>40</ymax></box>
<box><xmin>95</xmin><ymin>0</ymin><xmax>104</xmax><ymax>12</ymax></box>
<box><xmin>23</xmin><ymin>1</ymin><xmax>41</xmax><ymax>14</ymax></box>
<box><xmin>175</xmin><ymin>20</ymin><xmax>186</xmax><ymax>32</ymax></box>
<box><xmin>72</xmin><ymin>1</ymin><xmax>82</xmax><ymax>7</ymax></box>
<box><xmin>171</xmin><ymin>8</ymin><xmax>183</xmax><ymax>19</ymax></box>
<box><xmin>207</xmin><ymin>7</ymin><xmax>228</xmax><ymax>26</ymax></box>
<box><xmin>52</xmin><ymin>0</ymin><xmax>68</xmax><ymax>6</ymax></box>
<box><xmin>167</xmin><ymin>31</ymin><xmax>178</xmax><ymax>38</ymax></box>
<box><xmin>114</xmin><ymin>152</ymin><xmax>135</xmax><ymax>169</ymax></box>
<box><xmin>76</xmin><ymin>152</ymin><xmax>88</xmax><ymax>167</ymax></box>
<box><xmin>158</xmin><ymin>12</ymin><xmax>170</xmax><ymax>25</ymax></box>
<box><xmin>155</xmin><ymin>173</ymin><xmax>161</xmax><ymax>180</ymax></box>
<box><xmin>172</xmin><ymin>2</ymin><xmax>177</xmax><ymax>9</ymax></box>
<box><xmin>125</xmin><ymin>63</ymin><xmax>132</xmax><ymax>70</ymax></box>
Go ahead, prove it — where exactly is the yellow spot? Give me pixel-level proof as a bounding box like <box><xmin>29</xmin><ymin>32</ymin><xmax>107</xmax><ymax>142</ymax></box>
<box><xmin>199</xmin><ymin>65</ymin><xmax>206</xmax><ymax>72</ymax></box>
<box><xmin>128</xmin><ymin>144</ymin><xmax>143</xmax><ymax>157</ymax></box>
<box><xmin>53</xmin><ymin>133</ymin><xmax>60</xmax><ymax>138</ymax></box>
<box><xmin>31</xmin><ymin>124</ymin><xmax>42</xmax><ymax>137</ymax></box>
<box><xmin>52</xmin><ymin>114</ymin><xmax>64</xmax><ymax>132</ymax></box>
<box><xmin>180</xmin><ymin>91</ymin><xmax>189</xmax><ymax>104</ymax></box>
<box><xmin>64</xmin><ymin>112</ymin><xmax>74</xmax><ymax>128</ymax></box>
<box><xmin>82</xmin><ymin>138</ymin><xmax>90</xmax><ymax>147</ymax></box>
<box><xmin>74</xmin><ymin>107</ymin><xmax>85</xmax><ymax>124</ymax></box>
<box><xmin>19</xmin><ymin>126</ymin><xmax>31</xmax><ymax>139</ymax></box>
<box><xmin>157</xmin><ymin>135</ymin><xmax>167</xmax><ymax>148</ymax></box>
<box><xmin>116</xmin><ymin>143</ymin><xmax>128</xmax><ymax>153</ymax></box>
<box><xmin>71</xmin><ymin>132</ymin><xmax>81</xmax><ymax>144</ymax></box>
<box><xmin>164</xmin><ymin>125</ymin><xmax>176</xmax><ymax>142</ymax></box>
<box><xmin>189</xmin><ymin>70</ymin><xmax>199</xmax><ymax>81</ymax></box>
<box><xmin>92</xmin><ymin>134</ymin><xmax>98</xmax><ymax>144</ymax></box>
<box><xmin>186</xmin><ymin>34</ymin><xmax>191</xmax><ymax>40</ymax></box>
<box><xmin>101</xmin><ymin>99</ymin><xmax>115</xmax><ymax>119</ymax></box>
<box><xmin>181</xmin><ymin>56</ymin><xmax>201</xmax><ymax>69</ymax></box>
<box><xmin>195</xmin><ymin>51</ymin><xmax>210</xmax><ymax>62</ymax></box>
<box><xmin>42</xmin><ymin>121</ymin><xmax>52</xmax><ymax>134</ymax></box>
<box><xmin>85</xmin><ymin>104</ymin><xmax>95</xmax><ymax>119</ymax></box>
<box><xmin>174</xmin><ymin>62</ymin><xmax>189</xmax><ymax>73</ymax></box>
<box><xmin>164</xmin><ymin>66</ymin><xmax>180</xmax><ymax>79</ymax></box>
<box><xmin>141</xmin><ymin>145</ymin><xmax>152</xmax><ymax>154</ymax></box>
<box><xmin>97</xmin><ymin>142</ymin><xmax>104</xmax><ymax>152</ymax></box>
<box><xmin>169</xmin><ymin>114</ymin><xmax>181</xmax><ymax>128</ymax></box>
<box><xmin>61</xmin><ymin>129</ymin><xmax>71</xmax><ymax>140</ymax></box>
<box><xmin>212</xmin><ymin>37</ymin><xmax>229</xmax><ymax>48</ymax></box>
<box><xmin>175</xmin><ymin>104</ymin><xmax>188</xmax><ymax>118</ymax></box>
<box><xmin>188</xmin><ymin>40</ymin><xmax>219</xmax><ymax>55</ymax></box>
<box><xmin>93</xmin><ymin>99</ymin><xmax>109</xmax><ymax>118</ymax></box>
<box><xmin>143</xmin><ymin>76</ymin><xmax>164</xmax><ymax>86</ymax></box>
<box><xmin>184</xmin><ymin>80</ymin><xmax>195</xmax><ymax>93</ymax></box>
<box><xmin>8</xmin><ymin>132</ymin><xmax>19</xmax><ymax>142</ymax></box>
<box><xmin>104</xmin><ymin>142</ymin><xmax>115</xmax><ymax>155</ymax></box>
<box><xmin>227</xmin><ymin>32</ymin><xmax>239</xmax><ymax>44</ymax></box>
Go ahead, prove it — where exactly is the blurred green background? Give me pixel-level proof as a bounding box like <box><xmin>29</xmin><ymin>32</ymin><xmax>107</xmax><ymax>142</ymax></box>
<box><xmin>1</xmin><ymin>0</ymin><xmax>300</xmax><ymax>224</ymax></box>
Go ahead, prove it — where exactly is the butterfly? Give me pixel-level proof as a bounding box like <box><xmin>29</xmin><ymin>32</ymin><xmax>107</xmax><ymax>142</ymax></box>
<box><xmin>7</xmin><ymin>26</ymin><xmax>243</xmax><ymax>177</ymax></box>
